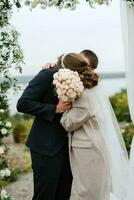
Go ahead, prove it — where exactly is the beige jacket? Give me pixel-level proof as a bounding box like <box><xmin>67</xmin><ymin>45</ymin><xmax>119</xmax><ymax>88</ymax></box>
<box><xmin>61</xmin><ymin>87</ymin><xmax>111</xmax><ymax>200</ymax></box>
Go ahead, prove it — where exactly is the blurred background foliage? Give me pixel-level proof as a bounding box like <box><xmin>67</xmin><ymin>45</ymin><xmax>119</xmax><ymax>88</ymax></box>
<box><xmin>110</xmin><ymin>89</ymin><xmax>134</xmax><ymax>155</ymax></box>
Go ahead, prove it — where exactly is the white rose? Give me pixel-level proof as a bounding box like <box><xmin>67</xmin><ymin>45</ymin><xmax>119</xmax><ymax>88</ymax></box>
<box><xmin>66</xmin><ymin>79</ymin><xmax>71</xmax><ymax>84</ymax></box>
<box><xmin>4</xmin><ymin>168</ymin><xmax>11</xmax><ymax>177</ymax></box>
<box><xmin>6</xmin><ymin>122</ymin><xmax>12</xmax><ymax>128</ymax></box>
<box><xmin>70</xmin><ymin>83</ymin><xmax>76</xmax><ymax>89</ymax></box>
<box><xmin>61</xmin><ymin>89</ymin><xmax>66</xmax><ymax>95</ymax></box>
<box><xmin>56</xmin><ymin>82</ymin><xmax>62</xmax><ymax>88</ymax></box>
<box><xmin>62</xmin><ymin>84</ymin><xmax>69</xmax><ymax>90</ymax></box>
<box><xmin>70</xmin><ymin>92</ymin><xmax>77</xmax><ymax>99</ymax></box>
<box><xmin>66</xmin><ymin>89</ymin><xmax>73</xmax><ymax>96</ymax></box>
<box><xmin>0</xmin><ymin>189</ymin><xmax>8</xmax><ymax>199</ymax></box>
<box><xmin>57</xmin><ymin>88</ymin><xmax>63</xmax><ymax>95</ymax></box>
<box><xmin>61</xmin><ymin>95</ymin><xmax>68</xmax><ymax>102</ymax></box>
<box><xmin>53</xmin><ymin>73</ymin><xmax>58</xmax><ymax>79</ymax></box>
<box><xmin>0</xmin><ymin>109</ymin><xmax>4</xmax><ymax>113</ymax></box>
<box><xmin>53</xmin><ymin>79</ymin><xmax>59</xmax><ymax>85</ymax></box>
<box><xmin>1</xmin><ymin>128</ymin><xmax>8</xmax><ymax>135</ymax></box>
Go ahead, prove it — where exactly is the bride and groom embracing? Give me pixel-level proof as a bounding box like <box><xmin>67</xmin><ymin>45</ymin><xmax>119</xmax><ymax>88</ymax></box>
<box><xmin>17</xmin><ymin>50</ymin><xmax>128</xmax><ymax>200</ymax></box>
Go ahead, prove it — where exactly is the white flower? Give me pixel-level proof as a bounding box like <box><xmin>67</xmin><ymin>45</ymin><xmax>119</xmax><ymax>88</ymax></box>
<box><xmin>0</xmin><ymin>146</ymin><xmax>5</xmax><ymax>155</ymax></box>
<box><xmin>0</xmin><ymin>109</ymin><xmax>4</xmax><ymax>113</ymax></box>
<box><xmin>0</xmin><ymin>121</ymin><xmax>2</xmax><ymax>125</ymax></box>
<box><xmin>1</xmin><ymin>47</ymin><xmax>9</xmax><ymax>57</ymax></box>
<box><xmin>61</xmin><ymin>95</ymin><xmax>68</xmax><ymax>102</ymax></box>
<box><xmin>0</xmin><ymin>170</ymin><xmax>6</xmax><ymax>178</ymax></box>
<box><xmin>1</xmin><ymin>128</ymin><xmax>8</xmax><ymax>135</ymax></box>
<box><xmin>70</xmin><ymin>91</ymin><xmax>77</xmax><ymax>98</ymax></box>
<box><xmin>53</xmin><ymin>79</ymin><xmax>59</xmax><ymax>85</ymax></box>
<box><xmin>5</xmin><ymin>122</ymin><xmax>12</xmax><ymax>128</ymax></box>
<box><xmin>62</xmin><ymin>83</ymin><xmax>69</xmax><ymax>90</ymax></box>
<box><xmin>4</xmin><ymin>168</ymin><xmax>11</xmax><ymax>177</ymax></box>
<box><xmin>0</xmin><ymin>168</ymin><xmax>11</xmax><ymax>178</ymax></box>
<box><xmin>0</xmin><ymin>189</ymin><xmax>8</xmax><ymax>199</ymax></box>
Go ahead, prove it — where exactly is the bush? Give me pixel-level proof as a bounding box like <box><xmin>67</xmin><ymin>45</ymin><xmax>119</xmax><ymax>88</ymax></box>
<box><xmin>110</xmin><ymin>89</ymin><xmax>131</xmax><ymax>122</ymax></box>
<box><xmin>110</xmin><ymin>90</ymin><xmax>134</xmax><ymax>155</ymax></box>
<box><xmin>121</xmin><ymin>123</ymin><xmax>134</xmax><ymax>155</ymax></box>
<box><xmin>9</xmin><ymin>113</ymin><xmax>33</xmax><ymax>129</ymax></box>
<box><xmin>13</xmin><ymin>119</ymin><xmax>33</xmax><ymax>143</ymax></box>
<box><xmin>6</xmin><ymin>148</ymin><xmax>31</xmax><ymax>174</ymax></box>
<box><xmin>0</xmin><ymin>145</ymin><xmax>32</xmax><ymax>185</ymax></box>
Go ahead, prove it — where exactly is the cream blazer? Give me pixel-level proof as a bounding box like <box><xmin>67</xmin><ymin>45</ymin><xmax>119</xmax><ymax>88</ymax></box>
<box><xmin>61</xmin><ymin>87</ymin><xmax>111</xmax><ymax>200</ymax></box>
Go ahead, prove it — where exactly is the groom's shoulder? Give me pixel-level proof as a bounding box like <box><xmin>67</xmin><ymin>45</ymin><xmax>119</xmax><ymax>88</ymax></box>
<box><xmin>39</xmin><ymin>68</ymin><xmax>57</xmax><ymax>77</ymax></box>
<box><xmin>34</xmin><ymin>68</ymin><xmax>57</xmax><ymax>81</ymax></box>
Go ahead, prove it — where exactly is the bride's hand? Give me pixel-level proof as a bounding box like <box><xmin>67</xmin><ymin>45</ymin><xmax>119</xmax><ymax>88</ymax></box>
<box><xmin>43</xmin><ymin>63</ymin><xmax>56</xmax><ymax>69</ymax></box>
<box><xmin>56</xmin><ymin>100</ymin><xmax>72</xmax><ymax>113</ymax></box>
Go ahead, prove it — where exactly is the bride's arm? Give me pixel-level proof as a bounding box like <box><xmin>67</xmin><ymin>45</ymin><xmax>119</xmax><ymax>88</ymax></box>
<box><xmin>60</xmin><ymin>92</ymin><xmax>92</xmax><ymax>132</ymax></box>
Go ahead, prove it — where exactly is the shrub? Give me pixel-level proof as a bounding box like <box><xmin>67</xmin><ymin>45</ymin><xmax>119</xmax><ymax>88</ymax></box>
<box><xmin>9</xmin><ymin>113</ymin><xmax>33</xmax><ymax>129</ymax></box>
<box><xmin>6</xmin><ymin>149</ymin><xmax>31</xmax><ymax>174</ymax></box>
<box><xmin>110</xmin><ymin>89</ymin><xmax>131</xmax><ymax>122</ymax></box>
<box><xmin>121</xmin><ymin>123</ymin><xmax>134</xmax><ymax>155</ymax></box>
<box><xmin>0</xmin><ymin>145</ymin><xmax>32</xmax><ymax>185</ymax></box>
<box><xmin>13</xmin><ymin>119</ymin><xmax>33</xmax><ymax>143</ymax></box>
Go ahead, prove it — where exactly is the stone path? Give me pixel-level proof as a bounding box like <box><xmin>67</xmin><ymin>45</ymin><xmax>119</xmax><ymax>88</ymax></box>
<box><xmin>6</xmin><ymin>172</ymin><xmax>33</xmax><ymax>200</ymax></box>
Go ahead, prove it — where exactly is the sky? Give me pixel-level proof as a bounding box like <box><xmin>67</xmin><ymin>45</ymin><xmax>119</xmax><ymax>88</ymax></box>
<box><xmin>11</xmin><ymin>0</ymin><xmax>125</xmax><ymax>76</ymax></box>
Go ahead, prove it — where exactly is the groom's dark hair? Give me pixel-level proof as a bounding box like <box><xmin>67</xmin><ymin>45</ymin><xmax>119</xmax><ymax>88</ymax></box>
<box><xmin>80</xmin><ymin>49</ymin><xmax>98</xmax><ymax>70</ymax></box>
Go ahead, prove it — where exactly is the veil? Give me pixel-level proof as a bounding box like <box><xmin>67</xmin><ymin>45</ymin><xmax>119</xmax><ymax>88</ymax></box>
<box><xmin>126</xmin><ymin>137</ymin><xmax>134</xmax><ymax>200</ymax></box>
<box><xmin>91</xmin><ymin>83</ymin><xmax>129</xmax><ymax>200</ymax></box>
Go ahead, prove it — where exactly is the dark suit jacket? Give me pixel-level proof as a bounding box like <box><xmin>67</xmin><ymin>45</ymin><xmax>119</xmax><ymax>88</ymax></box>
<box><xmin>17</xmin><ymin>68</ymin><xmax>68</xmax><ymax>156</ymax></box>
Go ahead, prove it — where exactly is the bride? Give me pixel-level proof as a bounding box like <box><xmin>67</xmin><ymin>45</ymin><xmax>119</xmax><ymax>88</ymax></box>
<box><xmin>55</xmin><ymin>53</ymin><xmax>129</xmax><ymax>200</ymax></box>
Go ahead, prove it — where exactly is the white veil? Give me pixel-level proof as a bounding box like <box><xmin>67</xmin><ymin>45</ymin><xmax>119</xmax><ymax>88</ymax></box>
<box><xmin>126</xmin><ymin>137</ymin><xmax>134</xmax><ymax>200</ymax></box>
<box><xmin>91</xmin><ymin>84</ymin><xmax>129</xmax><ymax>200</ymax></box>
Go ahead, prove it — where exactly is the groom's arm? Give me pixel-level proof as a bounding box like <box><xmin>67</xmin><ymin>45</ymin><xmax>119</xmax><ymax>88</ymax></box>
<box><xmin>17</xmin><ymin>69</ymin><xmax>56</xmax><ymax>122</ymax></box>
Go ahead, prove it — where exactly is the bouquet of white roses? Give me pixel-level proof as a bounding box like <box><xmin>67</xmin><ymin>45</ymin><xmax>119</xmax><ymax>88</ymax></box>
<box><xmin>53</xmin><ymin>69</ymin><xmax>84</xmax><ymax>102</ymax></box>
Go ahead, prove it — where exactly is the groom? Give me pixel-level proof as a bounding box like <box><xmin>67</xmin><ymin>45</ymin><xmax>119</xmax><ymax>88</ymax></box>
<box><xmin>17</xmin><ymin>68</ymin><xmax>72</xmax><ymax>200</ymax></box>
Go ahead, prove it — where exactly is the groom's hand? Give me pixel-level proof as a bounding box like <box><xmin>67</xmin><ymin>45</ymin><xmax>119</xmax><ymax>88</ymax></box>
<box><xmin>56</xmin><ymin>100</ymin><xmax>72</xmax><ymax>113</ymax></box>
<box><xmin>43</xmin><ymin>63</ymin><xmax>56</xmax><ymax>69</ymax></box>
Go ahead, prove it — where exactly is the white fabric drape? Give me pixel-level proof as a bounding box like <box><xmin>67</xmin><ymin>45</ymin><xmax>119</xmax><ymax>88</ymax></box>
<box><xmin>120</xmin><ymin>1</ymin><xmax>134</xmax><ymax>123</ymax></box>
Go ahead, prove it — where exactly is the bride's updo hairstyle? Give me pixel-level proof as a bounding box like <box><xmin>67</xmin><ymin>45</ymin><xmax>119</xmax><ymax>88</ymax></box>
<box><xmin>57</xmin><ymin>53</ymin><xmax>99</xmax><ymax>89</ymax></box>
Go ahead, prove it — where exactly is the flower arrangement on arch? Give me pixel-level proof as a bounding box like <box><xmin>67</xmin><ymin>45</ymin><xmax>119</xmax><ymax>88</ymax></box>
<box><xmin>126</xmin><ymin>0</ymin><xmax>134</xmax><ymax>8</ymax></box>
<box><xmin>25</xmin><ymin>0</ymin><xmax>134</xmax><ymax>9</ymax></box>
<box><xmin>25</xmin><ymin>0</ymin><xmax>112</xmax><ymax>9</ymax></box>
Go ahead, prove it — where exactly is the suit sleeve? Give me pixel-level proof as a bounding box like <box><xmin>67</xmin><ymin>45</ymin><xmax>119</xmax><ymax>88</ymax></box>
<box><xmin>17</xmin><ymin>69</ymin><xmax>56</xmax><ymax>121</ymax></box>
<box><xmin>60</xmin><ymin>92</ymin><xmax>93</xmax><ymax>132</ymax></box>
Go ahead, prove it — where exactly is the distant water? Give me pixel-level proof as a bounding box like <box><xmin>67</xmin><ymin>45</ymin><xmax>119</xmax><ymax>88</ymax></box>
<box><xmin>8</xmin><ymin>77</ymin><xmax>126</xmax><ymax>115</ymax></box>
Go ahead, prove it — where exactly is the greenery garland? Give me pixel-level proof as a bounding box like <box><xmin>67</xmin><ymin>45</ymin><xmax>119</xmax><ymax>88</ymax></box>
<box><xmin>126</xmin><ymin>0</ymin><xmax>134</xmax><ymax>8</ymax></box>
<box><xmin>25</xmin><ymin>0</ymin><xmax>134</xmax><ymax>9</ymax></box>
<box><xmin>0</xmin><ymin>0</ymin><xmax>23</xmax><ymax>199</ymax></box>
<box><xmin>24</xmin><ymin>0</ymin><xmax>111</xmax><ymax>9</ymax></box>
